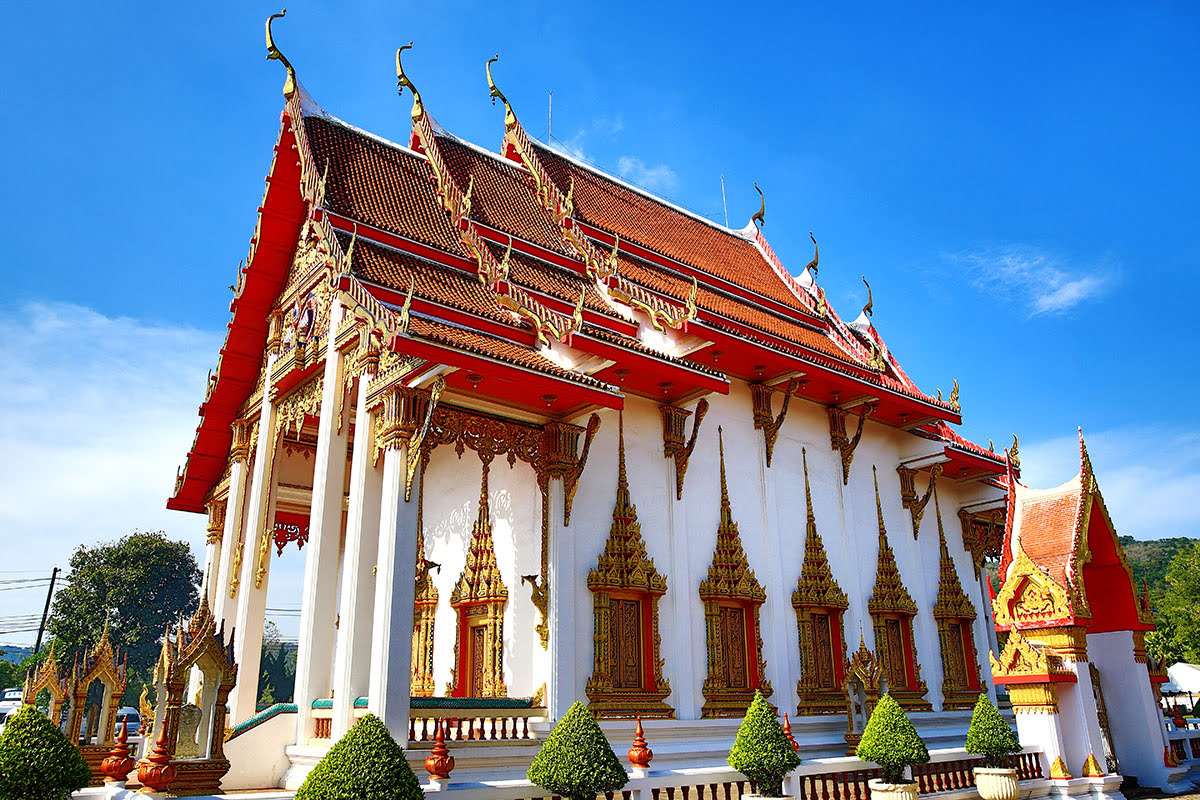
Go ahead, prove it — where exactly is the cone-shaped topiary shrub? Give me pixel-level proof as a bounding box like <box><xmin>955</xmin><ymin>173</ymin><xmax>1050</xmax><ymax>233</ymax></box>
<box><xmin>527</xmin><ymin>701</ymin><xmax>628</xmax><ymax>800</ymax></box>
<box><xmin>0</xmin><ymin>704</ymin><xmax>92</xmax><ymax>800</ymax></box>
<box><xmin>295</xmin><ymin>713</ymin><xmax>422</xmax><ymax>800</ymax></box>
<box><xmin>965</xmin><ymin>693</ymin><xmax>1021</xmax><ymax>768</ymax></box>
<box><xmin>727</xmin><ymin>691</ymin><xmax>802</xmax><ymax>797</ymax></box>
<box><xmin>855</xmin><ymin>693</ymin><xmax>929</xmax><ymax>785</ymax></box>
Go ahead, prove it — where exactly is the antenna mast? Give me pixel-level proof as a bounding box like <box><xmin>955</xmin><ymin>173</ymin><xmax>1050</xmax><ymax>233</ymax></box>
<box><xmin>720</xmin><ymin>175</ymin><xmax>729</xmax><ymax>227</ymax></box>
<box><xmin>548</xmin><ymin>90</ymin><xmax>552</xmax><ymax>141</ymax></box>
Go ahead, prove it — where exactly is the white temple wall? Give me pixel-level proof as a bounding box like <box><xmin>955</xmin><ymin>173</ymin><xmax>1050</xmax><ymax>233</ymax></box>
<box><xmin>1088</xmin><ymin>629</ymin><xmax>1169</xmax><ymax>787</ymax></box>
<box><xmin>421</xmin><ymin>443</ymin><xmax>544</xmax><ymax>698</ymax></box>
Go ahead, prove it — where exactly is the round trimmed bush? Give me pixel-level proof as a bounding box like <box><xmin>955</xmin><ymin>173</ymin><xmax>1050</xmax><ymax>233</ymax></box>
<box><xmin>295</xmin><ymin>713</ymin><xmax>422</xmax><ymax>800</ymax></box>
<box><xmin>965</xmin><ymin>694</ymin><xmax>1021</xmax><ymax>768</ymax></box>
<box><xmin>727</xmin><ymin>691</ymin><xmax>802</xmax><ymax>797</ymax></box>
<box><xmin>527</xmin><ymin>701</ymin><xmax>627</xmax><ymax>800</ymax></box>
<box><xmin>855</xmin><ymin>693</ymin><xmax>929</xmax><ymax>784</ymax></box>
<box><xmin>0</xmin><ymin>704</ymin><xmax>92</xmax><ymax>800</ymax></box>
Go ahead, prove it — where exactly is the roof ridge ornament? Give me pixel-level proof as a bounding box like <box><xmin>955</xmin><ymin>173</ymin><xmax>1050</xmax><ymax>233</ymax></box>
<box><xmin>486</xmin><ymin>55</ymin><xmax>517</xmax><ymax>132</ymax></box>
<box><xmin>396</xmin><ymin>42</ymin><xmax>425</xmax><ymax>122</ymax></box>
<box><xmin>265</xmin><ymin>10</ymin><xmax>297</xmax><ymax>99</ymax></box>
<box><xmin>752</xmin><ymin>182</ymin><xmax>765</xmax><ymax>228</ymax></box>
<box><xmin>805</xmin><ymin>232</ymin><xmax>819</xmax><ymax>278</ymax></box>
<box><xmin>948</xmin><ymin>379</ymin><xmax>960</xmax><ymax>412</ymax></box>
<box><xmin>861</xmin><ymin>275</ymin><xmax>873</xmax><ymax>318</ymax></box>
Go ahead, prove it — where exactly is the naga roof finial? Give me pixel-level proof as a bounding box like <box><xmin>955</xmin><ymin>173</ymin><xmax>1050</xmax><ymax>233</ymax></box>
<box><xmin>396</xmin><ymin>42</ymin><xmax>424</xmax><ymax>122</ymax></box>
<box><xmin>1009</xmin><ymin>434</ymin><xmax>1021</xmax><ymax>469</ymax></box>
<box><xmin>486</xmin><ymin>55</ymin><xmax>517</xmax><ymax>131</ymax></box>
<box><xmin>805</xmin><ymin>231</ymin><xmax>818</xmax><ymax>278</ymax></box>
<box><xmin>265</xmin><ymin>10</ymin><xmax>297</xmax><ymax>99</ymax></box>
<box><xmin>948</xmin><ymin>379</ymin><xmax>960</xmax><ymax>412</ymax></box>
<box><xmin>861</xmin><ymin>275</ymin><xmax>874</xmax><ymax>318</ymax></box>
<box><xmin>752</xmin><ymin>182</ymin><xmax>765</xmax><ymax>228</ymax></box>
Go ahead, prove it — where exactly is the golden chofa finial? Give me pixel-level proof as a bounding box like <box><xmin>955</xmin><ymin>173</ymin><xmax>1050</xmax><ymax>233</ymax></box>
<box><xmin>486</xmin><ymin>55</ymin><xmax>517</xmax><ymax>131</ymax></box>
<box><xmin>861</xmin><ymin>275</ymin><xmax>873</xmax><ymax>318</ymax></box>
<box><xmin>396</xmin><ymin>42</ymin><xmax>425</xmax><ymax>122</ymax></box>
<box><xmin>265</xmin><ymin>10</ymin><xmax>297</xmax><ymax>99</ymax></box>
<box><xmin>752</xmin><ymin>182</ymin><xmax>765</xmax><ymax>228</ymax></box>
<box><xmin>805</xmin><ymin>231</ymin><xmax>818</xmax><ymax>278</ymax></box>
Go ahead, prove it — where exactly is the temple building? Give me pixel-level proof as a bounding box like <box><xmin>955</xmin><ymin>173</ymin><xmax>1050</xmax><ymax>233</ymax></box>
<box><xmin>161</xmin><ymin>14</ymin><xmax>1195</xmax><ymax>795</ymax></box>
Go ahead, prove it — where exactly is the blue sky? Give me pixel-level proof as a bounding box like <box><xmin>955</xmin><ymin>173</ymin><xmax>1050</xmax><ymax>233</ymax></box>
<box><xmin>1</xmin><ymin>2</ymin><xmax>1197</xmax><ymax>645</ymax></box>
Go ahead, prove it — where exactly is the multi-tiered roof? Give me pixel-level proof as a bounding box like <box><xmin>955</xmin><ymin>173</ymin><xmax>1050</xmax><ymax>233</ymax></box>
<box><xmin>168</xmin><ymin>19</ymin><xmax>1004</xmax><ymax>513</ymax></box>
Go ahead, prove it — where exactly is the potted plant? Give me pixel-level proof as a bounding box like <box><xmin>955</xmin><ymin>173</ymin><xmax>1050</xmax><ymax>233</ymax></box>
<box><xmin>295</xmin><ymin>713</ymin><xmax>423</xmax><ymax>800</ymax></box>
<box><xmin>727</xmin><ymin>691</ymin><xmax>803</xmax><ymax>798</ymax></box>
<box><xmin>527</xmin><ymin>701</ymin><xmax>628</xmax><ymax>800</ymax></box>
<box><xmin>855</xmin><ymin>693</ymin><xmax>930</xmax><ymax>800</ymax></box>
<box><xmin>965</xmin><ymin>694</ymin><xmax>1022</xmax><ymax>800</ymax></box>
<box><xmin>0</xmin><ymin>704</ymin><xmax>92</xmax><ymax>800</ymax></box>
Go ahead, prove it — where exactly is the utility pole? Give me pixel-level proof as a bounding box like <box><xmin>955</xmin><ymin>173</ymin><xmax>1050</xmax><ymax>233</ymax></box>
<box><xmin>548</xmin><ymin>90</ymin><xmax>552</xmax><ymax>142</ymax></box>
<box><xmin>34</xmin><ymin>567</ymin><xmax>58</xmax><ymax>653</ymax></box>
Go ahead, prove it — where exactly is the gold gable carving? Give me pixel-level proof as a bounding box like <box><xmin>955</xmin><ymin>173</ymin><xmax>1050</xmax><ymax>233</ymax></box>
<box><xmin>699</xmin><ymin>427</ymin><xmax>771</xmax><ymax>717</ymax></box>
<box><xmin>988</xmin><ymin>629</ymin><xmax>1073</xmax><ymax>682</ymax></box>
<box><xmin>992</xmin><ymin>547</ymin><xmax>1075</xmax><ymax>629</ymax></box>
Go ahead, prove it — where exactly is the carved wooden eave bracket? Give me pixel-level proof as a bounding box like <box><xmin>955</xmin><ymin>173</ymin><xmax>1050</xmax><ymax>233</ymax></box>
<box><xmin>550</xmin><ymin>414</ymin><xmax>601</xmax><ymax>526</ymax></box>
<box><xmin>372</xmin><ymin>376</ymin><xmax>447</xmax><ymax>502</ymax></box>
<box><xmin>660</xmin><ymin>399</ymin><xmax>709</xmax><ymax>499</ymax></box>
<box><xmin>751</xmin><ymin>379</ymin><xmax>800</xmax><ymax>468</ymax></box>
<box><xmin>897</xmin><ymin>462</ymin><xmax>943</xmax><ymax>540</ymax></box>
<box><xmin>828</xmin><ymin>402</ymin><xmax>875</xmax><ymax>485</ymax></box>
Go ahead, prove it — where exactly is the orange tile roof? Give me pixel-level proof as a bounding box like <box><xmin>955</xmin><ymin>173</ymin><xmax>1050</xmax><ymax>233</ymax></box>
<box><xmin>437</xmin><ymin>136</ymin><xmax>573</xmax><ymax>256</ymax></box>
<box><xmin>305</xmin><ymin>116</ymin><xmax>466</xmax><ymax>256</ymax></box>
<box><xmin>533</xmin><ymin>143</ymin><xmax>818</xmax><ymax>317</ymax></box>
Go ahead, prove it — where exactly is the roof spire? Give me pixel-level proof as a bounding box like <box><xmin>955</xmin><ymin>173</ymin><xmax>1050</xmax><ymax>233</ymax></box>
<box><xmin>486</xmin><ymin>55</ymin><xmax>517</xmax><ymax>131</ymax></box>
<box><xmin>802</xmin><ymin>447</ymin><xmax>815</xmax><ymax>526</ymax></box>
<box><xmin>396</xmin><ymin>42</ymin><xmax>425</xmax><ymax>122</ymax></box>
<box><xmin>613</xmin><ymin>411</ymin><xmax>634</xmax><ymax>522</ymax></box>
<box><xmin>752</xmin><ymin>182</ymin><xmax>765</xmax><ymax>228</ymax></box>
<box><xmin>265</xmin><ymin>10</ymin><xmax>297</xmax><ymax>99</ymax></box>
<box><xmin>805</xmin><ymin>232</ymin><xmax>819</xmax><ymax>278</ymax></box>
<box><xmin>477</xmin><ymin>458</ymin><xmax>491</xmax><ymax>529</ymax></box>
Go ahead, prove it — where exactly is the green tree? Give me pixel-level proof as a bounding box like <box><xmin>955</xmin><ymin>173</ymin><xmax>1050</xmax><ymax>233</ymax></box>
<box><xmin>965</xmin><ymin>694</ymin><xmax>1021</xmax><ymax>767</ymax></box>
<box><xmin>258</xmin><ymin>621</ymin><xmax>295</xmax><ymax>707</ymax></box>
<box><xmin>1157</xmin><ymin>540</ymin><xmax>1200</xmax><ymax>664</ymax></box>
<box><xmin>855</xmin><ymin>693</ymin><xmax>929</xmax><ymax>784</ymax></box>
<box><xmin>47</xmin><ymin>530</ymin><xmax>200</xmax><ymax>705</ymax></box>
<box><xmin>527</xmin><ymin>701</ymin><xmax>628</xmax><ymax>800</ymax></box>
<box><xmin>295</xmin><ymin>714</ymin><xmax>421</xmax><ymax>800</ymax></box>
<box><xmin>727</xmin><ymin>690</ymin><xmax>802</xmax><ymax>797</ymax></box>
<box><xmin>0</xmin><ymin>705</ymin><xmax>91</xmax><ymax>799</ymax></box>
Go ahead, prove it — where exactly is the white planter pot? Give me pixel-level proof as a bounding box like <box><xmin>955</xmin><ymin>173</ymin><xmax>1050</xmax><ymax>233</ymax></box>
<box><xmin>974</xmin><ymin>767</ymin><xmax>1019</xmax><ymax>800</ymax></box>
<box><xmin>867</xmin><ymin>778</ymin><xmax>919</xmax><ymax>800</ymax></box>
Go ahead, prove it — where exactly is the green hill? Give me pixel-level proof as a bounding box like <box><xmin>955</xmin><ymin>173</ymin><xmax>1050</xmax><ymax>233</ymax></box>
<box><xmin>1118</xmin><ymin>535</ymin><xmax>1198</xmax><ymax>607</ymax></box>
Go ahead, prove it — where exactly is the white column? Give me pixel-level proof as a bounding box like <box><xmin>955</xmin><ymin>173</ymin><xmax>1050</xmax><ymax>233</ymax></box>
<box><xmin>367</xmin><ymin>437</ymin><xmax>421</xmax><ymax>741</ymax></box>
<box><xmin>228</xmin><ymin>359</ymin><xmax>279</xmax><ymax>723</ymax></box>
<box><xmin>546</xmin><ymin>477</ymin><xmax>578</xmax><ymax>722</ymax></box>
<box><xmin>212</xmin><ymin>454</ymin><xmax>249</xmax><ymax>630</ymax></box>
<box><xmin>201</xmin><ymin>535</ymin><xmax>221</xmax><ymax>608</ymax></box>
<box><xmin>975</xmin><ymin>566</ymin><xmax>1000</xmax><ymax>701</ymax></box>
<box><xmin>294</xmin><ymin>304</ymin><xmax>349</xmax><ymax>744</ymax></box>
<box><xmin>331</xmin><ymin>374</ymin><xmax>381</xmax><ymax>738</ymax></box>
<box><xmin>666</xmin><ymin>458</ymin><xmax>698</xmax><ymax>719</ymax></box>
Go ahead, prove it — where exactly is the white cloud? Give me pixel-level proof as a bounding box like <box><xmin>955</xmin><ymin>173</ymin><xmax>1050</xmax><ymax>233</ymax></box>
<box><xmin>946</xmin><ymin>245</ymin><xmax>1117</xmax><ymax>316</ymax></box>
<box><xmin>548</xmin><ymin>128</ymin><xmax>588</xmax><ymax>161</ymax></box>
<box><xmin>1019</xmin><ymin>426</ymin><xmax>1200</xmax><ymax>541</ymax></box>
<box><xmin>616</xmin><ymin>156</ymin><xmax>678</xmax><ymax>193</ymax></box>
<box><xmin>0</xmin><ymin>302</ymin><xmax>220</xmax><ymax>645</ymax></box>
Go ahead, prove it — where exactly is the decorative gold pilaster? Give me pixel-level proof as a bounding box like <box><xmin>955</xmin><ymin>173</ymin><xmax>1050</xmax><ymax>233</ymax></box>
<box><xmin>931</xmin><ymin>491</ymin><xmax>982</xmax><ymax>710</ymax></box>
<box><xmin>828</xmin><ymin>404</ymin><xmax>874</xmax><ymax>485</ymax></box>
<box><xmin>205</xmin><ymin>499</ymin><xmax>227</xmax><ymax>545</ymax></box>
<box><xmin>1009</xmin><ymin>683</ymin><xmax>1060</xmax><ymax>714</ymax></box>
<box><xmin>867</xmin><ymin>467</ymin><xmax>930</xmax><ymax>711</ymax></box>
<box><xmin>793</xmin><ymin>448</ymin><xmax>850</xmax><ymax>716</ymax></box>
<box><xmin>897</xmin><ymin>464</ymin><xmax>942</xmax><ymax>540</ymax></box>
<box><xmin>586</xmin><ymin>414</ymin><xmax>673</xmax><ymax>719</ymax></box>
<box><xmin>230</xmin><ymin>418</ymin><xmax>254</xmax><ymax>464</ymax></box>
<box><xmin>411</xmin><ymin>454</ymin><xmax>439</xmax><ymax>697</ymax></box>
<box><xmin>448</xmin><ymin>457</ymin><xmax>508</xmax><ymax>698</ymax></box>
<box><xmin>255</xmin><ymin>374</ymin><xmax>324</xmax><ymax>589</ymax></box>
<box><xmin>751</xmin><ymin>380</ymin><xmax>799</xmax><ymax>468</ymax></box>
<box><xmin>660</xmin><ymin>399</ymin><xmax>708</xmax><ymax>500</ymax></box>
<box><xmin>699</xmin><ymin>428</ymin><xmax>770</xmax><ymax>718</ymax></box>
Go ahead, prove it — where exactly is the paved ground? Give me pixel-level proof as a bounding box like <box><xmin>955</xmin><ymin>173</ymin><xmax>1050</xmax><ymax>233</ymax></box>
<box><xmin>1125</xmin><ymin>787</ymin><xmax>1200</xmax><ymax>800</ymax></box>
